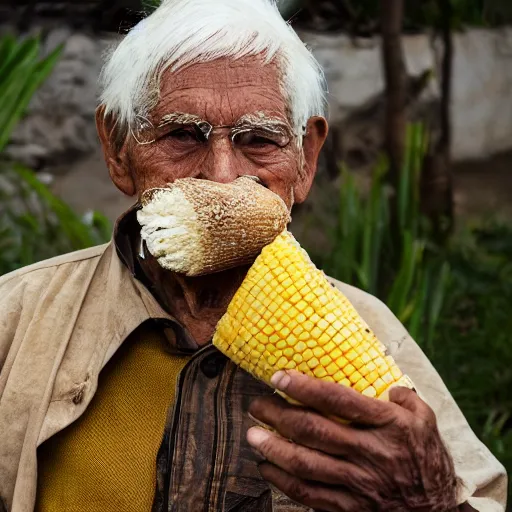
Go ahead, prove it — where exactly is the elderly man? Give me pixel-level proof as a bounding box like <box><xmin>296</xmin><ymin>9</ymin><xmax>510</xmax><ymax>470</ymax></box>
<box><xmin>0</xmin><ymin>0</ymin><xmax>507</xmax><ymax>511</ymax></box>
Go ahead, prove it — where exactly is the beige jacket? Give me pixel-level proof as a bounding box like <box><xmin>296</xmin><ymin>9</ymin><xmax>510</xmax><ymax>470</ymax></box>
<box><xmin>0</xmin><ymin>236</ymin><xmax>507</xmax><ymax>511</ymax></box>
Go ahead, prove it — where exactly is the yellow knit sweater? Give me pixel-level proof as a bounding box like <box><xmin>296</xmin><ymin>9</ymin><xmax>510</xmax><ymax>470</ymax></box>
<box><xmin>36</xmin><ymin>324</ymin><xmax>189</xmax><ymax>512</ymax></box>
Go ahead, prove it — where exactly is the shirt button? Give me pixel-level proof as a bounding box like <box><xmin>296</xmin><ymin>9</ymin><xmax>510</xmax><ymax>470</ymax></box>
<box><xmin>200</xmin><ymin>352</ymin><xmax>227</xmax><ymax>378</ymax></box>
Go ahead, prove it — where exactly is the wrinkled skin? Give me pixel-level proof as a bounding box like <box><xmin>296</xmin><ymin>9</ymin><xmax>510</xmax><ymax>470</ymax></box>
<box><xmin>96</xmin><ymin>55</ymin><xmax>468</xmax><ymax>510</ymax></box>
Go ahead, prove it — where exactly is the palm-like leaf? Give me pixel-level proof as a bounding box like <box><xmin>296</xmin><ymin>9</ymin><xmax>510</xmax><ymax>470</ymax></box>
<box><xmin>0</xmin><ymin>34</ymin><xmax>111</xmax><ymax>276</ymax></box>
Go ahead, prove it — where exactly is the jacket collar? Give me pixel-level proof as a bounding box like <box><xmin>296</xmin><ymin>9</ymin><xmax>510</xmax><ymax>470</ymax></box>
<box><xmin>112</xmin><ymin>204</ymin><xmax>199</xmax><ymax>352</ymax></box>
<box><xmin>114</xmin><ymin>202</ymin><xmax>142</xmax><ymax>277</ymax></box>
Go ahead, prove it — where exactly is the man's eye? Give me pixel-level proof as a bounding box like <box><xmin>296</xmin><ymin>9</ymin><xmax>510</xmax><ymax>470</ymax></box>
<box><xmin>168</xmin><ymin>128</ymin><xmax>199</xmax><ymax>142</ymax></box>
<box><xmin>235</xmin><ymin>132</ymin><xmax>279</xmax><ymax>148</ymax></box>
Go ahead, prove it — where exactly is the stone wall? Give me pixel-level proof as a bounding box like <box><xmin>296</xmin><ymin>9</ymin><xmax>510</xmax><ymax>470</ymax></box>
<box><xmin>5</xmin><ymin>26</ymin><xmax>512</xmax><ymax>171</ymax></box>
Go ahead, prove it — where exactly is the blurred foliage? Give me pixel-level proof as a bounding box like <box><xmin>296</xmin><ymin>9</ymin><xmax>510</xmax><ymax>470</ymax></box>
<box><xmin>140</xmin><ymin>0</ymin><xmax>512</xmax><ymax>27</ymax></box>
<box><xmin>302</xmin><ymin>124</ymin><xmax>512</xmax><ymax>502</ymax></box>
<box><xmin>357</xmin><ymin>0</ymin><xmax>512</xmax><ymax>28</ymax></box>
<box><xmin>0</xmin><ymin>34</ymin><xmax>62</xmax><ymax>152</ymax></box>
<box><xmin>433</xmin><ymin>220</ymin><xmax>512</xmax><ymax>479</ymax></box>
<box><xmin>296</xmin><ymin>0</ymin><xmax>512</xmax><ymax>33</ymax></box>
<box><xmin>141</xmin><ymin>0</ymin><xmax>300</xmax><ymax>17</ymax></box>
<box><xmin>308</xmin><ymin>124</ymin><xmax>449</xmax><ymax>348</ymax></box>
<box><xmin>0</xmin><ymin>163</ymin><xmax>111</xmax><ymax>276</ymax></box>
<box><xmin>0</xmin><ymin>34</ymin><xmax>111</xmax><ymax>278</ymax></box>
<box><xmin>141</xmin><ymin>0</ymin><xmax>161</xmax><ymax>14</ymax></box>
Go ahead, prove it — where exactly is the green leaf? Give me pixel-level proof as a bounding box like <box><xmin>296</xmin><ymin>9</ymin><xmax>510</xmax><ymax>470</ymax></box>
<box><xmin>387</xmin><ymin>232</ymin><xmax>425</xmax><ymax>319</ymax></box>
<box><xmin>426</xmin><ymin>261</ymin><xmax>451</xmax><ymax>352</ymax></box>
<box><xmin>0</xmin><ymin>33</ymin><xmax>17</xmax><ymax>77</ymax></box>
<box><xmin>0</xmin><ymin>160</ymin><xmax>112</xmax><ymax>276</ymax></box>
<box><xmin>0</xmin><ymin>36</ymin><xmax>39</xmax><ymax>82</ymax></box>
<box><xmin>142</xmin><ymin>0</ymin><xmax>162</xmax><ymax>13</ymax></box>
<box><xmin>0</xmin><ymin>36</ymin><xmax>62</xmax><ymax>151</ymax></box>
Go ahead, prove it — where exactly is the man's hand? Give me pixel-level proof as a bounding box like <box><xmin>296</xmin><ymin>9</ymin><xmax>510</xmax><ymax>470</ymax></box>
<box><xmin>247</xmin><ymin>370</ymin><xmax>461</xmax><ymax>512</ymax></box>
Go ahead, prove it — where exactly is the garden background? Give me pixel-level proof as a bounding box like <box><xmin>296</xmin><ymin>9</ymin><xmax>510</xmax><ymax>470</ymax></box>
<box><xmin>1</xmin><ymin>0</ymin><xmax>512</xmax><ymax>504</ymax></box>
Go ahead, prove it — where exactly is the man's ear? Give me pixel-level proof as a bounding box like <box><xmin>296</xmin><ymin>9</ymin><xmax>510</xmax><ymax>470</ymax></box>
<box><xmin>95</xmin><ymin>105</ymin><xmax>136</xmax><ymax>196</ymax></box>
<box><xmin>293</xmin><ymin>116</ymin><xmax>328</xmax><ymax>204</ymax></box>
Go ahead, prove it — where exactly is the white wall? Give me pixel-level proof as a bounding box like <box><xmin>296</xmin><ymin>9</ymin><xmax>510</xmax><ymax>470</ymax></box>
<box><xmin>303</xmin><ymin>27</ymin><xmax>512</xmax><ymax>161</ymax></box>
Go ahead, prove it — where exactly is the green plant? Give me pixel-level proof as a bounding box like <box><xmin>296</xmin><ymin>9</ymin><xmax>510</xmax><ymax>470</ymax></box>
<box><xmin>141</xmin><ymin>0</ymin><xmax>161</xmax><ymax>14</ymax></box>
<box><xmin>0</xmin><ymin>34</ymin><xmax>111</xmax><ymax>277</ymax></box>
<box><xmin>428</xmin><ymin>220</ymin><xmax>512</xmax><ymax>494</ymax></box>
<box><xmin>141</xmin><ymin>0</ymin><xmax>301</xmax><ymax>17</ymax></box>
<box><xmin>306</xmin><ymin>124</ymin><xmax>449</xmax><ymax>348</ymax></box>
<box><xmin>0</xmin><ymin>164</ymin><xmax>111</xmax><ymax>276</ymax></box>
<box><xmin>299</xmin><ymin>0</ymin><xmax>512</xmax><ymax>31</ymax></box>
<box><xmin>0</xmin><ymin>34</ymin><xmax>62</xmax><ymax>152</ymax></box>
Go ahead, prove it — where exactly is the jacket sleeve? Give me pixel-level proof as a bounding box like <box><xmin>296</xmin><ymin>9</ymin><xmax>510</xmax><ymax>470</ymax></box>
<box><xmin>0</xmin><ymin>274</ymin><xmax>26</xmax><ymax>376</ymax></box>
<box><xmin>338</xmin><ymin>281</ymin><xmax>508</xmax><ymax>512</ymax></box>
<box><xmin>0</xmin><ymin>268</ymin><xmax>56</xmax><ymax>382</ymax></box>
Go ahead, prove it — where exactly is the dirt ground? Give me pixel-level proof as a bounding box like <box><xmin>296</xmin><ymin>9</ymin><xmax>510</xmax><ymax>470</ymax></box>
<box><xmin>49</xmin><ymin>147</ymin><xmax>512</xmax><ymax>228</ymax></box>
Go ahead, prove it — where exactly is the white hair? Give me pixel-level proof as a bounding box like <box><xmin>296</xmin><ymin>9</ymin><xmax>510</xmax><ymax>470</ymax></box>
<box><xmin>99</xmin><ymin>0</ymin><xmax>327</xmax><ymax>137</ymax></box>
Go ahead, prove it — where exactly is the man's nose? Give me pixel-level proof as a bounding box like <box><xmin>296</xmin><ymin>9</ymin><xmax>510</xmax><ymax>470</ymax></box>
<box><xmin>199</xmin><ymin>136</ymin><xmax>241</xmax><ymax>183</ymax></box>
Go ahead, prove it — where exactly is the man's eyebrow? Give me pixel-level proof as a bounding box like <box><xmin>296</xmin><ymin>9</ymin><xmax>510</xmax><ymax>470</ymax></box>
<box><xmin>157</xmin><ymin>112</ymin><xmax>205</xmax><ymax>127</ymax></box>
<box><xmin>233</xmin><ymin>113</ymin><xmax>292</xmax><ymax>137</ymax></box>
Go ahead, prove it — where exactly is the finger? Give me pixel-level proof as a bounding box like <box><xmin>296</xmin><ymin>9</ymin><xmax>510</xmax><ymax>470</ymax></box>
<box><xmin>271</xmin><ymin>370</ymin><xmax>397</xmax><ymax>426</ymax></box>
<box><xmin>258</xmin><ymin>462</ymin><xmax>367</xmax><ymax>512</ymax></box>
<box><xmin>247</xmin><ymin>426</ymin><xmax>370</xmax><ymax>486</ymax></box>
<box><xmin>389</xmin><ymin>386</ymin><xmax>437</xmax><ymax>424</ymax></box>
<box><xmin>249</xmin><ymin>395</ymin><xmax>376</xmax><ymax>458</ymax></box>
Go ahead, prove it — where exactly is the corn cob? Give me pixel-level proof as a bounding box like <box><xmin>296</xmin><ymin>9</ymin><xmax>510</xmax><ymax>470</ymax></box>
<box><xmin>213</xmin><ymin>230</ymin><xmax>413</xmax><ymax>400</ymax></box>
<box><xmin>137</xmin><ymin>176</ymin><xmax>290</xmax><ymax>276</ymax></box>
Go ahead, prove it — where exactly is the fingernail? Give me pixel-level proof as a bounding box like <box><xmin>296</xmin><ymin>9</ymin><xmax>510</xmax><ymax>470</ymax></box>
<box><xmin>270</xmin><ymin>370</ymin><xmax>291</xmax><ymax>390</ymax></box>
<box><xmin>248</xmin><ymin>412</ymin><xmax>270</xmax><ymax>429</ymax></box>
<box><xmin>247</xmin><ymin>427</ymin><xmax>271</xmax><ymax>449</ymax></box>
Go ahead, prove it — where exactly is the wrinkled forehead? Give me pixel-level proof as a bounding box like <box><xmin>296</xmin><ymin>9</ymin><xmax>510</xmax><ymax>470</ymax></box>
<box><xmin>152</xmin><ymin>55</ymin><xmax>290</xmax><ymax>127</ymax></box>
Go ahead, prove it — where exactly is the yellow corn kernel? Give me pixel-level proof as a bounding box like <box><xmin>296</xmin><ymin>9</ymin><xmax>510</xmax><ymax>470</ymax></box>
<box><xmin>374</xmin><ymin>378</ymin><xmax>387</xmax><ymax>396</ymax></box>
<box><xmin>362</xmin><ymin>386</ymin><xmax>377</xmax><ymax>398</ymax></box>
<box><xmin>312</xmin><ymin>347</ymin><xmax>324</xmax><ymax>358</ymax></box>
<box><xmin>293</xmin><ymin>353</ymin><xmax>303</xmax><ymax>364</ymax></box>
<box><xmin>353</xmin><ymin>378</ymin><xmax>370</xmax><ymax>393</ymax></box>
<box><xmin>319</xmin><ymin>355</ymin><xmax>332</xmax><ymax>367</ymax></box>
<box><xmin>349</xmin><ymin>370</ymin><xmax>363</xmax><ymax>385</ymax></box>
<box><xmin>298</xmin><ymin>361</ymin><xmax>310</xmax><ymax>373</ymax></box>
<box><xmin>313</xmin><ymin>366</ymin><xmax>327</xmax><ymax>378</ymax></box>
<box><xmin>307</xmin><ymin>357</ymin><xmax>320</xmax><ymax>369</ymax></box>
<box><xmin>326</xmin><ymin>362</ymin><xmax>339</xmax><ymax>376</ymax></box>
